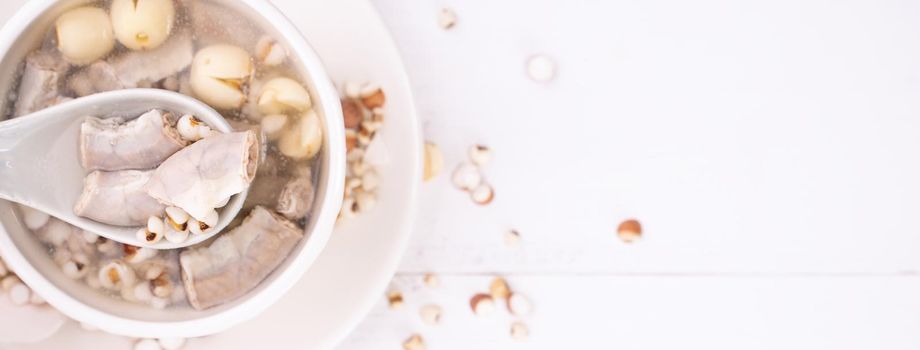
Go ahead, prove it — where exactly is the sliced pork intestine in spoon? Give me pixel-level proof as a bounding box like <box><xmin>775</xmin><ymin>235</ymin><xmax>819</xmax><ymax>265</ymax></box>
<box><xmin>145</xmin><ymin>130</ymin><xmax>259</xmax><ymax>220</ymax></box>
<box><xmin>179</xmin><ymin>206</ymin><xmax>302</xmax><ymax>310</ymax></box>
<box><xmin>73</xmin><ymin>170</ymin><xmax>166</xmax><ymax>226</ymax></box>
<box><xmin>80</xmin><ymin>109</ymin><xmax>187</xmax><ymax>171</ymax></box>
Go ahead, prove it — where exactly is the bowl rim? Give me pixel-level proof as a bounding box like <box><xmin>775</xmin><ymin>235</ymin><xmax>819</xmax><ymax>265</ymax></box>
<box><xmin>0</xmin><ymin>0</ymin><xmax>345</xmax><ymax>338</ymax></box>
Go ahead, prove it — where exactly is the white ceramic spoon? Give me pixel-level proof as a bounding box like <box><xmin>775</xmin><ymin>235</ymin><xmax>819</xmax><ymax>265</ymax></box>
<box><xmin>0</xmin><ymin>89</ymin><xmax>245</xmax><ymax>249</ymax></box>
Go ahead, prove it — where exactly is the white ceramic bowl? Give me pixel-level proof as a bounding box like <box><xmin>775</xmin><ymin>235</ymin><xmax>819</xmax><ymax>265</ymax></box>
<box><xmin>0</xmin><ymin>0</ymin><xmax>345</xmax><ymax>339</ymax></box>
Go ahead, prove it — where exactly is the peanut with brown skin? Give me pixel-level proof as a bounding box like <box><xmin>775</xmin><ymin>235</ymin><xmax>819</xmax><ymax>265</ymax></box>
<box><xmin>361</xmin><ymin>89</ymin><xmax>386</xmax><ymax>109</ymax></box>
<box><xmin>342</xmin><ymin>99</ymin><xmax>362</xmax><ymax>129</ymax></box>
<box><xmin>345</xmin><ymin>130</ymin><xmax>358</xmax><ymax>151</ymax></box>
<box><xmin>618</xmin><ymin>219</ymin><xmax>642</xmax><ymax>243</ymax></box>
<box><xmin>470</xmin><ymin>293</ymin><xmax>495</xmax><ymax>315</ymax></box>
<box><xmin>403</xmin><ymin>334</ymin><xmax>425</xmax><ymax>350</ymax></box>
<box><xmin>490</xmin><ymin>277</ymin><xmax>511</xmax><ymax>299</ymax></box>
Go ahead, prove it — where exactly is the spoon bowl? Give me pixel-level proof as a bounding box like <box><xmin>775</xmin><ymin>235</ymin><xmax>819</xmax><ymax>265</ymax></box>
<box><xmin>0</xmin><ymin>88</ymin><xmax>244</xmax><ymax>249</ymax></box>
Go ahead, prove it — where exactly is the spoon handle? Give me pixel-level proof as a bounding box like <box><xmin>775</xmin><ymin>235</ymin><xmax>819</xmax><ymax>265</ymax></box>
<box><xmin>0</xmin><ymin>114</ymin><xmax>46</xmax><ymax>203</ymax></box>
<box><xmin>0</xmin><ymin>108</ymin><xmax>83</xmax><ymax>210</ymax></box>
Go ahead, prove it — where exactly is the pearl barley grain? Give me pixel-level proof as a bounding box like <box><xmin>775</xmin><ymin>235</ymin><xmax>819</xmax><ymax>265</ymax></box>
<box><xmin>148</xmin><ymin>215</ymin><xmax>164</xmax><ymax>234</ymax></box>
<box><xmin>403</xmin><ymin>334</ymin><xmax>425</xmax><ymax>350</ymax></box>
<box><xmin>511</xmin><ymin>322</ymin><xmax>530</xmax><ymax>340</ymax></box>
<box><xmin>99</xmin><ymin>261</ymin><xmax>135</xmax><ymax>290</ymax></box>
<box><xmin>344</xmin><ymin>81</ymin><xmax>362</xmax><ymax>99</ymax></box>
<box><xmin>355</xmin><ymin>191</ymin><xmax>377</xmax><ymax>212</ymax></box>
<box><xmin>158</xmin><ymin>338</ymin><xmax>186</xmax><ymax>350</ymax></box>
<box><xmin>452</xmin><ymin>163</ymin><xmax>481</xmax><ymax>190</ymax></box>
<box><xmin>144</xmin><ymin>266</ymin><xmax>165</xmax><ymax>281</ymax></box>
<box><xmin>361</xmin><ymin>171</ymin><xmax>380</xmax><ymax>191</ymax></box>
<box><xmin>164</xmin><ymin>226</ymin><xmax>189</xmax><ymax>243</ymax></box>
<box><xmin>162</xmin><ymin>76</ymin><xmax>179</xmax><ymax>91</ymax></box>
<box><xmin>469</xmin><ymin>144</ymin><xmax>492</xmax><ymax>166</ymax></box>
<box><xmin>134</xmin><ymin>339</ymin><xmax>161</xmax><ymax>350</ymax></box>
<box><xmin>201</xmin><ymin>209</ymin><xmax>219</xmax><ymax>229</ymax></box>
<box><xmin>137</xmin><ymin>228</ymin><xmax>158</xmax><ymax>245</ymax></box>
<box><xmin>29</xmin><ymin>291</ymin><xmax>45</xmax><ymax>305</ymax></box>
<box><xmin>133</xmin><ymin>282</ymin><xmax>153</xmax><ymax>302</ymax></box>
<box><xmin>82</xmin><ymin>230</ymin><xmax>99</xmax><ymax>244</ymax></box>
<box><xmin>420</xmin><ymin>304</ymin><xmax>443</xmax><ymax>325</ymax></box>
<box><xmin>507</xmin><ymin>293</ymin><xmax>533</xmax><ymax>315</ymax></box>
<box><xmin>423</xmin><ymin>273</ymin><xmax>440</xmax><ymax>288</ymax></box>
<box><xmin>527</xmin><ymin>54</ymin><xmax>556</xmax><ymax>82</ymax></box>
<box><xmin>2</xmin><ymin>275</ymin><xmax>21</xmax><ymax>291</ymax></box>
<box><xmin>151</xmin><ymin>297</ymin><xmax>168</xmax><ymax>310</ymax></box>
<box><xmin>62</xmin><ymin>261</ymin><xmax>85</xmax><ymax>279</ymax></box>
<box><xmin>177</xmin><ymin>115</ymin><xmax>205</xmax><ymax>141</ymax></box>
<box><xmin>505</xmin><ymin>229</ymin><xmax>521</xmax><ymax>246</ymax></box>
<box><xmin>98</xmin><ymin>239</ymin><xmax>119</xmax><ymax>255</ymax></box>
<box><xmin>19</xmin><ymin>205</ymin><xmax>50</xmax><ymax>230</ymax></box>
<box><xmin>438</xmin><ymin>8</ymin><xmax>457</xmax><ymax>29</ymax></box>
<box><xmin>9</xmin><ymin>283</ymin><xmax>30</xmax><ymax>306</ymax></box>
<box><xmin>188</xmin><ymin>219</ymin><xmax>204</xmax><ymax>235</ymax></box>
<box><xmin>470</xmin><ymin>183</ymin><xmax>495</xmax><ymax>205</ymax></box>
<box><xmin>125</xmin><ymin>247</ymin><xmax>157</xmax><ymax>264</ymax></box>
<box><xmin>165</xmin><ymin>207</ymin><xmax>189</xmax><ymax>228</ymax></box>
<box><xmin>388</xmin><ymin>291</ymin><xmax>404</xmax><ymax>309</ymax></box>
<box><xmin>339</xmin><ymin>198</ymin><xmax>357</xmax><ymax>220</ymax></box>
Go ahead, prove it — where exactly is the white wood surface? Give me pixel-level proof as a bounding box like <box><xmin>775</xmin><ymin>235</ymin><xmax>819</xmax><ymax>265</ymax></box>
<box><xmin>339</xmin><ymin>0</ymin><xmax>920</xmax><ymax>348</ymax></box>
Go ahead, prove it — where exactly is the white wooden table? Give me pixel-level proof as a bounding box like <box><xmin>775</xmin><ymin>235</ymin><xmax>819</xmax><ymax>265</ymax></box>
<box><xmin>340</xmin><ymin>0</ymin><xmax>920</xmax><ymax>349</ymax></box>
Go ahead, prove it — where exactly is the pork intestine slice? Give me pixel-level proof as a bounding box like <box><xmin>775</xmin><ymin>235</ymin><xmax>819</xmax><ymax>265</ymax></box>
<box><xmin>73</xmin><ymin>170</ymin><xmax>166</xmax><ymax>227</ymax></box>
<box><xmin>14</xmin><ymin>50</ymin><xmax>69</xmax><ymax>117</ymax></box>
<box><xmin>144</xmin><ymin>131</ymin><xmax>259</xmax><ymax>221</ymax></box>
<box><xmin>188</xmin><ymin>1</ymin><xmax>260</xmax><ymax>49</ymax></box>
<box><xmin>179</xmin><ymin>206</ymin><xmax>302</xmax><ymax>310</ymax></box>
<box><xmin>68</xmin><ymin>31</ymin><xmax>193</xmax><ymax>97</ymax></box>
<box><xmin>276</xmin><ymin>173</ymin><xmax>314</xmax><ymax>221</ymax></box>
<box><xmin>80</xmin><ymin>109</ymin><xmax>186</xmax><ymax>171</ymax></box>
